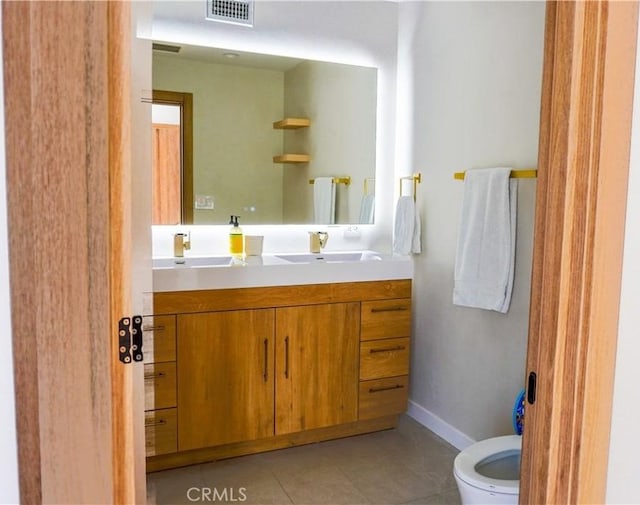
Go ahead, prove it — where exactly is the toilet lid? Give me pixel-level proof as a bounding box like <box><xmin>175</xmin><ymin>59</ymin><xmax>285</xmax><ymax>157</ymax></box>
<box><xmin>454</xmin><ymin>435</ymin><xmax>521</xmax><ymax>495</ymax></box>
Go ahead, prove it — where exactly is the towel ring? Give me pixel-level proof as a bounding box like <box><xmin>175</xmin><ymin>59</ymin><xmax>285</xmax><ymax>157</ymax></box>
<box><xmin>399</xmin><ymin>173</ymin><xmax>422</xmax><ymax>201</ymax></box>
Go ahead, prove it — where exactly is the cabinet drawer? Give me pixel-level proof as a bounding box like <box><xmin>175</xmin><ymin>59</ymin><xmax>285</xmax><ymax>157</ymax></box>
<box><xmin>145</xmin><ymin>408</ymin><xmax>177</xmax><ymax>457</ymax></box>
<box><xmin>359</xmin><ymin>376</ymin><xmax>409</xmax><ymax>420</ymax></box>
<box><xmin>360</xmin><ymin>337</ymin><xmax>410</xmax><ymax>380</ymax></box>
<box><xmin>144</xmin><ymin>362</ymin><xmax>176</xmax><ymax>411</ymax></box>
<box><xmin>361</xmin><ymin>299</ymin><xmax>411</xmax><ymax>341</ymax></box>
<box><xmin>143</xmin><ymin>315</ymin><xmax>176</xmax><ymax>363</ymax></box>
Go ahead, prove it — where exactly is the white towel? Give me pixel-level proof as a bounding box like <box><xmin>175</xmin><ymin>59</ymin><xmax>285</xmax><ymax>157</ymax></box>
<box><xmin>313</xmin><ymin>177</ymin><xmax>336</xmax><ymax>224</ymax></box>
<box><xmin>453</xmin><ymin>167</ymin><xmax>517</xmax><ymax>313</ymax></box>
<box><xmin>358</xmin><ymin>194</ymin><xmax>375</xmax><ymax>224</ymax></box>
<box><xmin>393</xmin><ymin>196</ymin><xmax>421</xmax><ymax>255</ymax></box>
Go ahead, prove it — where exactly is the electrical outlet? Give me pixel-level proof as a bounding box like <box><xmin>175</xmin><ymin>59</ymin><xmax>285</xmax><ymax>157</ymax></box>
<box><xmin>343</xmin><ymin>226</ymin><xmax>361</xmax><ymax>239</ymax></box>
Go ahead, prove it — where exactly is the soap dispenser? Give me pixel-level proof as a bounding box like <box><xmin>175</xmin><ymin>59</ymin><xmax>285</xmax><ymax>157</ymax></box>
<box><xmin>229</xmin><ymin>215</ymin><xmax>243</xmax><ymax>258</ymax></box>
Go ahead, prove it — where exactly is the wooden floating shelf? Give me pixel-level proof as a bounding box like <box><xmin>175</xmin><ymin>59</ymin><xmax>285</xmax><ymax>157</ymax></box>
<box><xmin>273</xmin><ymin>154</ymin><xmax>310</xmax><ymax>164</ymax></box>
<box><xmin>273</xmin><ymin>118</ymin><xmax>311</xmax><ymax>129</ymax></box>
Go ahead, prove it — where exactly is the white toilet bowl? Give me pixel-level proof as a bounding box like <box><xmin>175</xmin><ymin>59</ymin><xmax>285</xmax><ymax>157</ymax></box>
<box><xmin>453</xmin><ymin>435</ymin><xmax>521</xmax><ymax>505</ymax></box>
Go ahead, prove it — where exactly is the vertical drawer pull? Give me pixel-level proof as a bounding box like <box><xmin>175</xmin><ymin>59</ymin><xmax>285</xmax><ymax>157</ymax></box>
<box><xmin>142</xmin><ymin>325</ymin><xmax>166</xmax><ymax>332</ymax></box>
<box><xmin>369</xmin><ymin>345</ymin><xmax>406</xmax><ymax>354</ymax></box>
<box><xmin>145</xmin><ymin>419</ymin><xmax>167</xmax><ymax>427</ymax></box>
<box><xmin>284</xmin><ymin>336</ymin><xmax>290</xmax><ymax>379</ymax></box>
<box><xmin>263</xmin><ymin>338</ymin><xmax>268</xmax><ymax>383</ymax></box>
<box><xmin>144</xmin><ymin>372</ymin><xmax>166</xmax><ymax>380</ymax></box>
<box><xmin>369</xmin><ymin>384</ymin><xmax>405</xmax><ymax>394</ymax></box>
<box><xmin>370</xmin><ymin>306</ymin><xmax>408</xmax><ymax>313</ymax></box>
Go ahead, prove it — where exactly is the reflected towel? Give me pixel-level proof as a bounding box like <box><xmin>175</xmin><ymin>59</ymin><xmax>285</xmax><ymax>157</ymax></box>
<box><xmin>453</xmin><ymin>167</ymin><xmax>517</xmax><ymax>313</ymax></box>
<box><xmin>358</xmin><ymin>194</ymin><xmax>375</xmax><ymax>224</ymax></box>
<box><xmin>393</xmin><ymin>196</ymin><xmax>421</xmax><ymax>255</ymax></box>
<box><xmin>313</xmin><ymin>177</ymin><xmax>336</xmax><ymax>224</ymax></box>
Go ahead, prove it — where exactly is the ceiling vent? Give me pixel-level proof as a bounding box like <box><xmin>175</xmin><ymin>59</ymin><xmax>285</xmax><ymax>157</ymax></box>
<box><xmin>206</xmin><ymin>0</ymin><xmax>254</xmax><ymax>27</ymax></box>
<box><xmin>152</xmin><ymin>43</ymin><xmax>181</xmax><ymax>53</ymax></box>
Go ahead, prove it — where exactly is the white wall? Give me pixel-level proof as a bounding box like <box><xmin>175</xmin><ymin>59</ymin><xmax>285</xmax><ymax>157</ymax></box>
<box><xmin>0</xmin><ymin>3</ymin><xmax>21</xmax><ymax>501</ymax></box>
<box><xmin>151</xmin><ymin>1</ymin><xmax>398</xmax><ymax>254</ymax></box>
<box><xmin>605</xmin><ymin>20</ymin><xmax>640</xmax><ymax>504</ymax></box>
<box><xmin>398</xmin><ymin>1</ymin><xmax>545</xmax><ymax>444</ymax></box>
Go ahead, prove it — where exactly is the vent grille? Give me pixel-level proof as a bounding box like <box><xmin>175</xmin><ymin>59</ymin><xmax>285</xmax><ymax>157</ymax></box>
<box><xmin>152</xmin><ymin>43</ymin><xmax>181</xmax><ymax>53</ymax></box>
<box><xmin>206</xmin><ymin>0</ymin><xmax>254</xmax><ymax>26</ymax></box>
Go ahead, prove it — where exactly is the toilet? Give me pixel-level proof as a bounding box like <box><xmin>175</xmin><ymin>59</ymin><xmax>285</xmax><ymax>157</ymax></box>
<box><xmin>453</xmin><ymin>435</ymin><xmax>521</xmax><ymax>504</ymax></box>
<box><xmin>453</xmin><ymin>390</ymin><xmax>524</xmax><ymax>504</ymax></box>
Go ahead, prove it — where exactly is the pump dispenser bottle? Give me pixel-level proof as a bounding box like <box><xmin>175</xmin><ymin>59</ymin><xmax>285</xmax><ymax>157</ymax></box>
<box><xmin>229</xmin><ymin>215</ymin><xmax>243</xmax><ymax>258</ymax></box>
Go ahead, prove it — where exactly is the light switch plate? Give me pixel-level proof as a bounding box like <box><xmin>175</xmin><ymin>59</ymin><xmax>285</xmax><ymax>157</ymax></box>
<box><xmin>195</xmin><ymin>195</ymin><xmax>214</xmax><ymax>210</ymax></box>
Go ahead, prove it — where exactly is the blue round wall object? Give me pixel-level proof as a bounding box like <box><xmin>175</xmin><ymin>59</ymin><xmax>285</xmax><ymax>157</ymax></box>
<box><xmin>512</xmin><ymin>388</ymin><xmax>525</xmax><ymax>435</ymax></box>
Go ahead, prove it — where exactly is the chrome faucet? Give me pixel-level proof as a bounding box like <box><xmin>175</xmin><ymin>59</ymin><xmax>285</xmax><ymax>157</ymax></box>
<box><xmin>173</xmin><ymin>232</ymin><xmax>191</xmax><ymax>257</ymax></box>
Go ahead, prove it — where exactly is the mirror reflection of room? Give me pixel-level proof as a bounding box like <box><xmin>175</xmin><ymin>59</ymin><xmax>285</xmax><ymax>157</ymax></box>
<box><xmin>152</xmin><ymin>44</ymin><xmax>377</xmax><ymax>225</ymax></box>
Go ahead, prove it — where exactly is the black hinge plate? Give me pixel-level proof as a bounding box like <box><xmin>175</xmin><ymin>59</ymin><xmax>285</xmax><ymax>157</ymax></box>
<box><xmin>119</xmin><ymin>316</ymin><xmax>143</xmax><ymax>364</ymax></box>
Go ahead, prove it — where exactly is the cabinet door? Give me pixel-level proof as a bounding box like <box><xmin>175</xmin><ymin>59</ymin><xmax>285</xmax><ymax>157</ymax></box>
<box><xmin>177</xmin><ymin>309</ymin><xmax>275</xmax><ymax>451</ymax></box>
<box><xmin>275</xmin><ymin>303</ymin><xmax>359</xmax><ymax>435</ymax></box>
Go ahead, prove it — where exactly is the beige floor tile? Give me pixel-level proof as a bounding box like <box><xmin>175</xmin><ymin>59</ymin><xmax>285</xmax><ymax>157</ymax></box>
<box><xmin>401</xmin><ymin>486</ymin><xmax>462</xmax><ymax>505</ymax></box>
<box><xmin>147</xmin><ymin>465</ymin><xmax>205</xmax><ymax>505</ymax></box>
<box><xmin>275</xmin><ymin>464</ymin><xmax>371</xmax><ymax>505</ymax></box>
<box><xmin>199</xmin><ymin>458</ymin><xmax>293</xmax><ymax>505</ymax></box>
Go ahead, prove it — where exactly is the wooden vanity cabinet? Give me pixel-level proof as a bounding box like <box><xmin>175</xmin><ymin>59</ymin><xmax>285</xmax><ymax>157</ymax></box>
<box><xmin>275</xmin><ymin>303</ymin><xmax>359</xmax><ymax>435</ymax></box>
<box><xmin>177</xmin><ymin>309</ymin><xmax>275</xmax><ymax>451</ymax></box>
<box><xmin>359</xmin><ymin>299</ymin><xmax>411</xmax><ymax>420</ymax></box>
<box><xmin>146</xmin><ymin>280</ymin><xmax>411</xmax><ymax>471</ymax></box>
<box><xmin>142</xmin><ymin>315</ymin><xmax>178</xmax><ymax>457</ymax></box>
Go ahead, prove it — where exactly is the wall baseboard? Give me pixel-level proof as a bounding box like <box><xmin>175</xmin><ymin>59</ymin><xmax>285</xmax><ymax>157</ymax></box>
<box><xmin>407</xmin><ymin>400</ymin><xmax>475</xmax><ymax>451</ymax></box>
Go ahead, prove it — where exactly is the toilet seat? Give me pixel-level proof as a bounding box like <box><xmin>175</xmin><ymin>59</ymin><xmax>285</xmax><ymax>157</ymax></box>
<box><xmin>454</xmin><ymin>435</ymin><xmax>521</xmax><ymax>495</ymax></box>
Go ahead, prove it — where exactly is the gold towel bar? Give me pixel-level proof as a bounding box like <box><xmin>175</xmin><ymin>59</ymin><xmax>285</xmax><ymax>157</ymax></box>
<box><xmin>308</xmin><ymin>177</ymin><xmax>351</xmax><ymax>185</ymax></box>
<box><xmin>399</xmin><ymin>173</ymin><xmax>422</xmax><ymax>201</ymax></box>
<box><xmin>454</xmin><ymin>169</ymin><xmax>538</xmax><ymax>180</ymax></box>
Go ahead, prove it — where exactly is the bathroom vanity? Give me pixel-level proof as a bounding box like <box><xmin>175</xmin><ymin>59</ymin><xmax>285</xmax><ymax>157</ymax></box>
<box><xmin>143</xmin><ymin>254</ymin><xmax>412</xmax><ymax>472</ymax></box>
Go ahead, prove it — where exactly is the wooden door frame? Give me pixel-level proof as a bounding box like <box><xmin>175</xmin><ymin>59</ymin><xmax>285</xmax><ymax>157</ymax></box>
<box><xmin>520</xmin><ymin>1</ymin><xmax>638</xmax><ymax>503</ymax></box>
<box><xmin>152</xmin><ymin>89</ymin><xmax>194</xmax><ymax>224</ymax></box>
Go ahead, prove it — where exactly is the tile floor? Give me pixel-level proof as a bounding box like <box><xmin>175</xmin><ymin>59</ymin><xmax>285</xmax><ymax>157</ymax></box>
<box><xmin>147</xmin><ymin>415</ymin><xmax>462</xmax><ymax>505</ymax></box>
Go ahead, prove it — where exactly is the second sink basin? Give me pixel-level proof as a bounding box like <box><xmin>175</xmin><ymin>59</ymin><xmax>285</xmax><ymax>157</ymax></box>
<box><xmin>275</xmin><ymin>251</ymin><xmax>380</xmax><ymax>264</ymax></box>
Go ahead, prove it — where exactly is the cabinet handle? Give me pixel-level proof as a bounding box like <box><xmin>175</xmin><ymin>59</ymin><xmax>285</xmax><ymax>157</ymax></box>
<box><xmin>369</xmin><ymin>345</ymin><xmax>406</xmax><ymax>354</ymax></box>
<box><xmin>145</xmin><ymin>419</ymin><xmax>167</xmax><ymax>427</ymax></box>
<box><xmin>144</xmin><ymin>372</ymin><xmax>166</xmax><ymax>380</ymax></box>
<box><xmin>370</xmin><ymin>306</ymin><xmax>408</xmax><ymax>313</ymax></box>
<box><xmin>284</xmin><ymin>336</ymin><xmax>290</xmax><ymax>379</ymax></box>
<box><xmin>142</xmin><ymin>325</ymin><xmax>166</xmax><ymax>332</ymax></box>
<box><xmin>369</xmin><ymin>384</ymin><xmax>405</xmax><ymax>394</ymax></box>
<box><xmin>263</xmin><ymin>338</ymin><xmax>268</xmax><ymax>383</ymax></box>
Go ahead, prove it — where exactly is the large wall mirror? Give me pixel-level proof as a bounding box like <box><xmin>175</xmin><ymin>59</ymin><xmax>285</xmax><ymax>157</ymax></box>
<box><xmin>152</xmin><ymin>43</ymin><xmax>377</xmax><ymax>226</ymax></box>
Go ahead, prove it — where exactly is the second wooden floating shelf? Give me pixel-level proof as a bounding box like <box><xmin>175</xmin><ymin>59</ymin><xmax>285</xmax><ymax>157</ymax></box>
<box><xmin>273</xmin><ymin>117</ymin><xmax>310</xmax><ymax>129</ymax></box>
<box><xmin>273</xmin><ymin>154</ymin><xmax>310</xmax><ymax>164</ymax></box>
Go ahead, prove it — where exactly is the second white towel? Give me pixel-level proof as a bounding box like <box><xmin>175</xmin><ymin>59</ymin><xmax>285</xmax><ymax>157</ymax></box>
<box><xmin>313</xmin><ymin>177</ymin><xmax>336</xmax><ymax>224</ymax></box>
<box><xmin>393</xmin><ymin>196</ymin><xmax>421</xmax><ymax>255</ymax></box>
<box><xmin>453</xmin><ymin>167</ymin><xmax>517</xmax><ymax>313</ymax></box>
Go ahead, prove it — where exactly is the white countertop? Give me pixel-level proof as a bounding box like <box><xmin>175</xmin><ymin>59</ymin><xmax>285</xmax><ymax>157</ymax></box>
<box><xmin>152</xmin><ymin>251</ymin><xmax>413</xmax><ymax>292</ymax></box>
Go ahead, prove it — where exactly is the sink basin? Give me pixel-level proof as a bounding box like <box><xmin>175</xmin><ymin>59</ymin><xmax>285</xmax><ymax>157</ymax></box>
<box><xmin>275</xmin><ymin>252</ymin><xmax>381</xmax><ymax>264</ymax></box>
<box><xmin>153</xmin><ymin>256</ymin><xmax>233</xmax><ymax>268</ymax></box>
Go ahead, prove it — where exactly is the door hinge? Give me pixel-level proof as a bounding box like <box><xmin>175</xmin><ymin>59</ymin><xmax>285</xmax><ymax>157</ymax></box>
<box><xmin>119</xmin><ymin>315</ymin><xmax>144</xmax><ymax>364</ymax></box>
